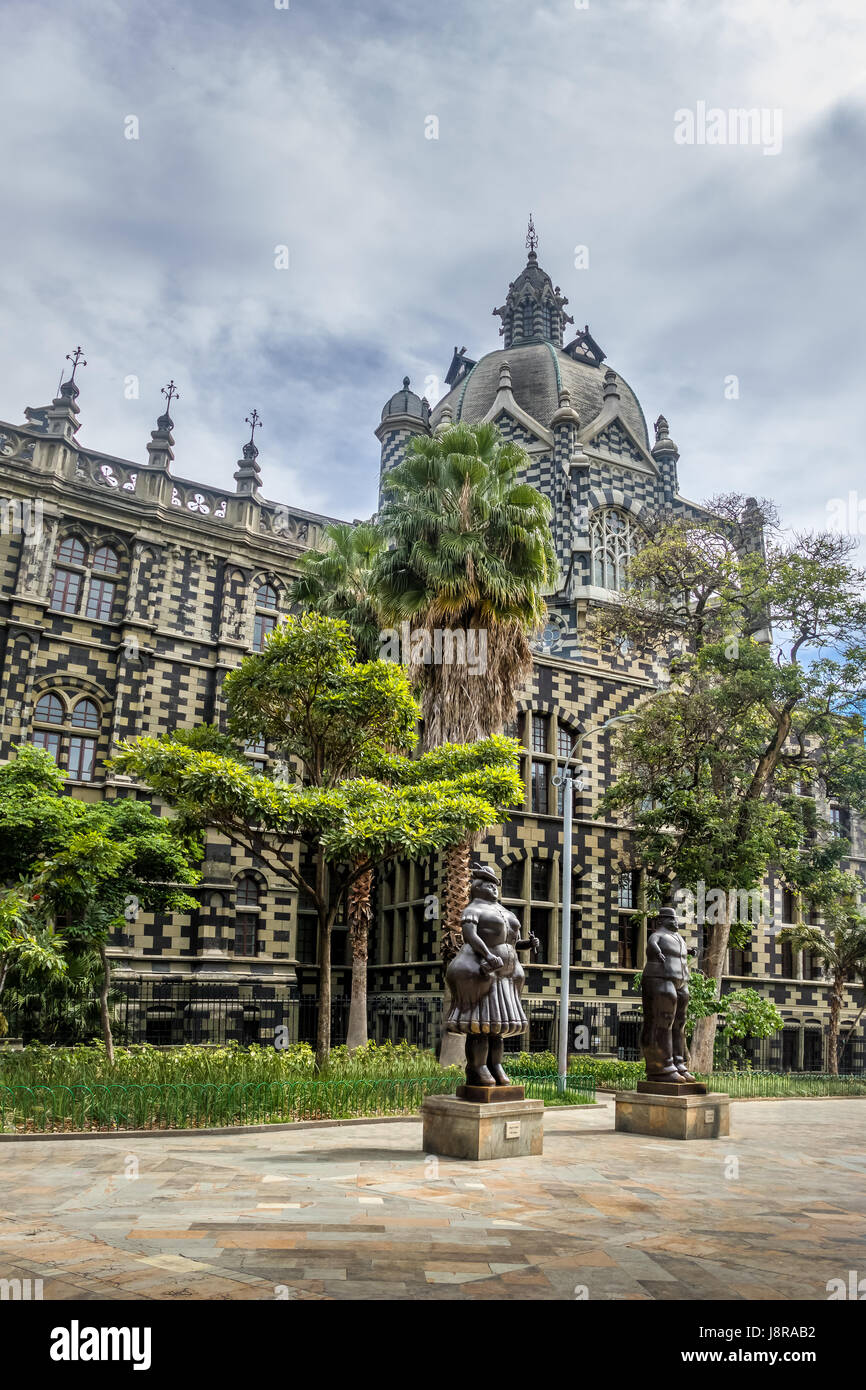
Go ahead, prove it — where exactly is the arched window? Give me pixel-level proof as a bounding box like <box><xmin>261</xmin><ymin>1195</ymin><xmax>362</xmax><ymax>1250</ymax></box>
<box><xmin>51</xmin><ymin>537</ymin><xmax>88</xmax><ymax>613</ymax></box>
<box><xmin>57</xmin><ymin>537</ymin><xmax>86</xmax><ymax>566</ymax></box>
<box><xmin>51</xmin><ymin>536</ymin><xmax>123</xmax><ymax>620</ymax></box>
<box><xmin>34</xmin><ymin>693</ymin><xmax>64</xmax><ymax>724</ymax></box>
<box><xmin>93</xmin><ymin>545</ymin><xmax>120</xmax><ymax>574</ymax></box>
<box><xmin>234</xmin><ymin>875</ymin><xmax>261</xmax><ymax>955</ymax></box>
<box><xmin>253</xmin><ymin>581</ymin><xmax>279</xmax><ymax>652</ymax></box>
<box><xmin>590</xmin><ymin>508</ymin><xmax>640</xmax><ymax>592</ymax></box>
<box><xmin>70</xmin><ymin>698</ymin><xmax>99</xmax><ymax>730</ymax></box>
<box><xmin>522</xmin><ymin>299</ymin><xmax>534</xmax><ymax>340</ymax></box>
<box><xmin>236</xmin><ymin>876</ymin><xmax>259</xmax><ymax>907</ymax></box>
<box><xmin>32</xmin><ymin>691</ymin><xmax>100</xmax><ymax>781</ymax></box>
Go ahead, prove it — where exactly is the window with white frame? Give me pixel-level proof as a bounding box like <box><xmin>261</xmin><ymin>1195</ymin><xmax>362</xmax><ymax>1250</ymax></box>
<box><xmin>590</xmin><ymin>508</ymin><xmax>640</xmax><ymax>592</ymax></box>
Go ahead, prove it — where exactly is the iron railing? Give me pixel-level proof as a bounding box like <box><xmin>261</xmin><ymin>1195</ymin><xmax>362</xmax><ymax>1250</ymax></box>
<box><xmin>4</xmin><ymin>981</ymin><xmax>864</xmax><ymax>1074</ymax></box>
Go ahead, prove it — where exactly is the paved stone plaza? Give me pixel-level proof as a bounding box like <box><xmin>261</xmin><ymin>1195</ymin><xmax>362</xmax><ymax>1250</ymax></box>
<box><xmin>2</xmin><ymin>1097</ymin><xmax>864</xmax><ymax>1301</ymax></box>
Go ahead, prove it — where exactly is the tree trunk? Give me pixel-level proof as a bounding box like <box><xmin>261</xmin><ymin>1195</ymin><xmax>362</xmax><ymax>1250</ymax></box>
<box><xmin>314</xmin><ymin>853</ymin><xmax>332</xmax><ymax>1069</ymax></box>
<box><xmin>689</xmin><ymin>907</ymin><xmax>731</xmax><ymax>1074</ymax></box>
<box><xmin>437</xmin><ymin>837</ymin><xmax>472</xmax><ymax>1067</ymax></box>
<box><xmin>827</xmin><ymin>971</ymin><xmax>844</xmax><ymax>1076</ymax></box>
<box><xmin>97</xmin><ymin>942</ymin><xmax>115</xmax><ymax>1066</ymax></box>
<box><xmin>346</xmin><ymin>864</ymin><xmax>373</xmax><ymax>1052</ymax></box>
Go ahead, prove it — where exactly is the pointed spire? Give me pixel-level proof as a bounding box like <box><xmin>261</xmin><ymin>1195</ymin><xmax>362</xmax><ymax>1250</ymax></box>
<box><xmin>525</xmin><ymin>212</ymin><xmax>538</xmax><ymax>260</ymax></box>
<box><xmin>493</xmin><ymin>224</ymin><xmax>572</xmax><ymax>349</ymax></box>
<box><xmin>652</xmin><ymin>413</ymin><xmax>679</xmax><ymax>459</ymax></box>
<box><xmin>603</xmin><ymin>368</ymin><xmax>620</xmax><ymax>403</ymax></box>
<box><xmin>146</xmin><ymin>381</ymin><xmax>178</xmax><ymax>469</ymax></box>
<box><xmin>45</xmin><ymin>345</ymin><xmax>86</xmax><ymax>437</ymax></box>
<box><xmin>59</xmin><ymin>345</ymin><xmax>87</xmax><ymax>399</ymax></box>
<box><xmin>235</xmin><ymin>408</ymin><xmax>264</xmax><ymax>494</ymax></box>
<box><xmin>551</xmin><ymin>386</ymin><xmax>580</xmax><ymax>428</ymax></box>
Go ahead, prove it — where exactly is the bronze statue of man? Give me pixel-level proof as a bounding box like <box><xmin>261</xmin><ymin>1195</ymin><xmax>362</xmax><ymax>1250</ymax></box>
<box><xmin>640</xmin><ymin>905</ymin><xmax>697</xmax><ymax>1083</ymax></box>
<box><xmin>445</xmin><ymin>863</ymin><xmax>539</xmax><ymax>1088</ymax></box>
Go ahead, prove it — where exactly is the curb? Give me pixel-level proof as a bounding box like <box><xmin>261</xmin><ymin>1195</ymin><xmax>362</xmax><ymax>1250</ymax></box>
<box><xmin>0</xmin><ymin>1112</ymin><xmax>423</xmax><ymax>1142</ymax></box>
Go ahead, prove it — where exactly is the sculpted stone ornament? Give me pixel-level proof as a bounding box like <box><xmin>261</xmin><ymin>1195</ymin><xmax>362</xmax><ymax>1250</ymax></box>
<box><xmin>445</xmin><ymin>862</ymin><xmax>539</xmax><ymax>1101</ymax></box>
<box><xmin>639</xmin><ymin>905</ymin><xmax>706</xmax><ymax>1095</ymax></box>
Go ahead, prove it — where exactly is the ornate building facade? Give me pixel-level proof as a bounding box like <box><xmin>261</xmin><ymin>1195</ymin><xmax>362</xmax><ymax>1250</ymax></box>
<box><xmin>1</xmin><ymin>234</ymin><xmax>863</xmax><ymax>1064</ymax></box>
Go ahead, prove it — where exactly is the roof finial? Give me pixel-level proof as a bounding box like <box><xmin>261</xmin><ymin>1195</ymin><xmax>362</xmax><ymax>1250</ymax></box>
<box><xmin>161</xmin><ymin>379</ymin><xmax>180</xmax><ymax>416</ymax></box>
<box><xmin>526</xmin><ymin>213</ymin><xmax>538</xmax><ymax>258</ymax></box>
<box><xmin>64</xmin><ymin>345</ymin><xmax>87</xmax><ymax>384</ymax></box>
<box><xmin>244</xmin><ymin>408</ymin><xmax>263</xmax><ymax>460</ymax></box>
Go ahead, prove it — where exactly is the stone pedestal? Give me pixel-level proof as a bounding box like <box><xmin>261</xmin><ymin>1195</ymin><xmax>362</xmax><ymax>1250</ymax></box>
<box><xmin>421</xmin><ymin>1094</ymin><xmax>544</xmax><ymax>1161</ymax></box>
<box><xmin>615</xmin><ymin>1089</ymin><xmax>730</xmax><ymax>1141</ymax></box>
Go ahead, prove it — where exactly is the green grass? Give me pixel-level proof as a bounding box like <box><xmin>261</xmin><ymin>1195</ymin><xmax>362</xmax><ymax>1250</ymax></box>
<box><xmin>0</xmin><ymin>1042</ymin><xmax>596</xmax><ymax>1131</ymax></box>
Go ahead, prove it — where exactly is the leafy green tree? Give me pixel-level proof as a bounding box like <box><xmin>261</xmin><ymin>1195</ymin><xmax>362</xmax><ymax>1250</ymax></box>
<box><xmin>0</xmin><ymin>883</ymin><xmax>67</xmax><ymax>1029</ymax></box>
<box><xmin>113</xmin><ymin>614</ymin><xmax>523</xmax><ymax>1063</ymax></box>
<box><xmin>780</xmin><ymin>868</ymin><xmax>866</xmax><ymax>1074</ymax></box>
<box><xmin>0</xmin><ymin>745</ymin><xmax>201</xmax><ymax>1061</ymax></box>
<box><xmin>598</xmin><ymin>497</ymin><xmax>866</xmax><ymax>1071</ymax></box>
<box><xmin>374</xmin><ymin>421</ymin><xmax>557</xmax><ymax>1059</ymax></box>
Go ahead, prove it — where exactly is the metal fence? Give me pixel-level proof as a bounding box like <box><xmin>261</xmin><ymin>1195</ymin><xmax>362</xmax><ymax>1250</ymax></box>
<box><xmin>3</xmin><ymin>981</ymin><xmax>864</xmax><ymax>1074</ymax></box>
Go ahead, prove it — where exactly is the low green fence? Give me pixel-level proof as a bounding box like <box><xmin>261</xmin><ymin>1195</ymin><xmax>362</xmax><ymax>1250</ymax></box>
<box><xmin>700</xmin><ymin>1071</ymin><xmax>866</xmax><ymax>1099</ymax></box>
<box><xmin>0</xmin><ymin>1072</ymin><xmax>595</xmax><ymax>1134</ymax></box>
<box><xmin>581</xmin><ymin>1061</ymin><xmax>866</xmax><ymax>1098</ymax></box>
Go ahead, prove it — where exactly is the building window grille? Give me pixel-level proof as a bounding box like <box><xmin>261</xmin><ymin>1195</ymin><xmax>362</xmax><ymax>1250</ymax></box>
<box><xmin>234</xmin><ymin>915</ymin><xmax>258</xmax><ymax>956</ymax></box>
<box><xmin>590</xmin><ymin>508</ymin><xmax>640</xmax><ymax>591</ymax></box>
<box><xmin>236</xmin><ymin>876</ymin><xmax>260</xmax><ymax>907</ymax></box>
<box><xmin>93</xmin><ymin>545</ymin><xmax>120</xmax><ymax>574</ymax></box>
<box><xmin>85</xmin><ymin>576</ymin><xmax>116</xmax><ymax>621</ymax></box>
<box><xmin>617</xmin><ymin>916</ymin><xmax>639</xmax><ymax>968</ymax></box>
<box><xmin>618</xmin><ymin>870</ymin><xmax>636</xmax><ymax>909</ymax></box>
<box><xmin>51</xmin><ymin>568</ymin><xmax>83</xmax><ymax>613</ymax></box>
<box><xmin>33</xmin><ymin>692</ymin><xmax>101</xmax><ymax>780</ymax></box>
<box><xmin>34</xmin><ymin>693</ymin><xmax>64</xmax><ymax>724</ymax></box>
<box><xmin>70</xmin><ymin>699</ymin><xmax>99</xmax><ymax>730</ymax></box>
<box><xmin>531</xmin><ymin>713</ymin><xmax>549</xmax><ymax>753</ymax></box>
<box><xmin>531</xmin><ymin>760</ymin><xmax>549</xmax><ymax>814</ymax></box>
<box><xmin>530</xmin><ymin>858</ymin><xmax>551</xmax><ymax>901</ymax></box>
<box><xmin>67</xmin><ymin>735</ymin><xmax>96</xmax><ymax>782</ymax></box>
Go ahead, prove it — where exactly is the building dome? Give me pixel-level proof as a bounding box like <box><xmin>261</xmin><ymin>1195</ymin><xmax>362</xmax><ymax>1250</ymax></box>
<box><xmin>429</xmin><ymin>342</ymin><xmax>649</xmax><ymax>448</ymax></box>
<box><xmin>380</xmin><ymin>376</ymin><xmax>430</xmax><ymax>426</ymax></box>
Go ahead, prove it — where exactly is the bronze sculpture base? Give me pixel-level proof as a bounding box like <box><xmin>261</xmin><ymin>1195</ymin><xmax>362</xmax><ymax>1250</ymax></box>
<box><xmin>456</xmin><ymin>1084</ymin><xmax>526</xmax><ymax>1104</ymax></box>
<box><xmin>637</xmin><ymin>1079</ymin><xmax>707</xmax><ymax>1096</ymax></box>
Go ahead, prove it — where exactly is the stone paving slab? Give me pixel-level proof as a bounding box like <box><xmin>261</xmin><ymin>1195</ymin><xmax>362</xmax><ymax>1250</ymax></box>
<box><xmin>1</xmin><ymin>1096</ymin><xmax>864</xmax><ymax>1300</ymax></box>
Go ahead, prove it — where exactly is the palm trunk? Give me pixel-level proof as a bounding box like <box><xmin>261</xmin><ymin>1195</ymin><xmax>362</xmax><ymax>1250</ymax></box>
<box><xmin>689</xmin><ymin>905</ymin><xmax>731</xmax><ymax>1074</ymax></box>
<box><xmin>827</xmin><ymin>972</ymin><xmax>844</xmax><ymax>1076</ymax></box>
<box><xmin>437</xmin><ymin>836</ymin><xmax>472</xmax><ymax>1067</ymax></box>
<box><xmin>97</xmin><ymin>942</ymin><xmax>115</xmax><ymax>1066</ymax></box>
<box><xmin>346</xmin><ymin>863</ymin><xmax>373</xmax><ymax>1052</ymax></box>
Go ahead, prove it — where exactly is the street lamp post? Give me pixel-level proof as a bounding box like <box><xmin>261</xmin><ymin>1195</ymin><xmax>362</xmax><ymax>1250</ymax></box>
<box><xmin>553</xmin><ymin>713</ymin><xmax>639</xmax><ymax>1085</ymax></box>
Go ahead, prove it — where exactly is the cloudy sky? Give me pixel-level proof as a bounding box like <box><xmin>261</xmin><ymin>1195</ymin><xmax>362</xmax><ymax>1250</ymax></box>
<box><xmin>1</xmin><ymin>0</ymin><xmax>864</xmax><ymax>541</ymax></box>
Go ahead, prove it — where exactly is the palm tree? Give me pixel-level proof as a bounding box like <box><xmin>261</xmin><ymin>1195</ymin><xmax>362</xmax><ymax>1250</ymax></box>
<box><xmin>290</xmin><ymin>522</ymin><xmax>387</xmax><ymax>1051</ymax></box>
<box><xmin>374</xmin><ymin>421</ymin><xmax>557</xmax><ymax>1059</ymax></box>
<box><xmin>781</xmin><ymin>908</ymin><xmax>866</xmax><ymax>1073</ymax></box>
<box><xmin>291</xmin><ymin>521</ymin><xmax>386</xmax><ymax>661</ymax></box>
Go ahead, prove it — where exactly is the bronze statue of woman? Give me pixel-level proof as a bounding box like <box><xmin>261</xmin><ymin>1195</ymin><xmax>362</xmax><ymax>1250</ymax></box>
<box><xmin>445</xmin><ymin>862</ymin><xmax>539</xmax><ymax>1087</ymax></box>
